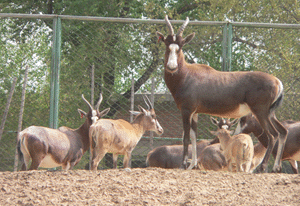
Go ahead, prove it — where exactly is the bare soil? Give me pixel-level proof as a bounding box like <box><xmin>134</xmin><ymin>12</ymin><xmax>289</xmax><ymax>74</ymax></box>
<box><xmin>1</xmin><ymin>168</ymin><xmax>300</xmax><ymax>205</ymax></box>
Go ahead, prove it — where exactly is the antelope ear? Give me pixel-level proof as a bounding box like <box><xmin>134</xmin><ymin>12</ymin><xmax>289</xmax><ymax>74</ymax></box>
<box><xmin>138</xmin><ymin>105</ymin><xmax>149</xmax><ymax>115</ymax></box>
<box><xmin>99</xmin><ymin>108</ymin><xmax>110</xmax><ymax>117</ymax></box>
<box><xmin>156</xmin><ymin>31</ymin><xmax>165</xmax><ymax>43</ymax></box>
<box><xmin>183</xmin><ymin>32</ymin><xmax>195</xmax><ymax>45</ymax></box>
<box><xmin>230</xmin><ymin>118</ymin><xmax>239</xmax><ymax>126</ymax></box>
<box><xmin>210</xmin><ymin>131</ymin><xmax>218</xmax><ymax>136</ymax></box>
<box><xmin>78</xmin><ymin>109</ymin><xmax>87</xmax><ymax>118</ymax></box>
<box><xmin>129</xmin><ymin>110</ymin><xmax>140</xmax><ymax>116</ymax></box>
<box><xmin>210</xmin><ymin>116</ymin><xmax>218</xmax><ymax>126</ymax></box>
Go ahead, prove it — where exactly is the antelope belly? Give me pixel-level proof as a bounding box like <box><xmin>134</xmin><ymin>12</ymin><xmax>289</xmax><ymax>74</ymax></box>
<box><xmin>39</xmin><ymin>154</ymin><xmax>63</xmax><ymax>168</ymax></box>
<box><xmin>220</xmin><ymin>103</ymin><xmax>251</xmax><ymax>118</ymax></box>
<box><xmin>289</xmin><ymin>151</ymin><xmax>300</xmax><ymax>161</ymax></box>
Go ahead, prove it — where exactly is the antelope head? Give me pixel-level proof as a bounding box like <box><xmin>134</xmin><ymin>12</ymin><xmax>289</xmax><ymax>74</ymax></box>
<box><xmin>156</xmin><ymin>15</ymin><xmax>195</xmax><ymax>73</ymax></box>
<box><xmin>130</xmin><ymin>95</ymin><xmax>164</xmax><ymax>135</ymax></box>
<box><xmin>79</xmin><ymin>93</ymin><xmax>110</xmax><ymax>124</ymax></box>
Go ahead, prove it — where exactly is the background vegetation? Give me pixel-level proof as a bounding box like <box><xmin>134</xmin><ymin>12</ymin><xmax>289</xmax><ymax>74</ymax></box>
<box><xmin>0</xmin><ymin>0</ymin><xmax>299</xmax><ymax>172</ymax></box>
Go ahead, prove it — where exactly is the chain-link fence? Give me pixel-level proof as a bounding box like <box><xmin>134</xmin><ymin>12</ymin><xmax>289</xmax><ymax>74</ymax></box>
<box><xmin>0</xmin><ymin>13</ymin><xmax>299</xmax><ymax>172</ymax></box>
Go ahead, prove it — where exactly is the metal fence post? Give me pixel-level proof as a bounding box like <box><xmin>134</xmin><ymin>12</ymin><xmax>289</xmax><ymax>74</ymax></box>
<box><xmin>226</xmin><ymin>23</ymin><xmax>233</xmax><ymax>71</ymax></box>
<box><xmin>221</xmin><ymin>22</ymin><xmax>233</xmax><ymax>71</ymax></box>
<box><xmin>221</xmin><ymin>24</ymin><xmax>228</xmax><ymax>71</ymax></box>
<box><xmin>49</xmin><ymin>17</ymin><xmax>62</xmax><ymax>129</ymax></box>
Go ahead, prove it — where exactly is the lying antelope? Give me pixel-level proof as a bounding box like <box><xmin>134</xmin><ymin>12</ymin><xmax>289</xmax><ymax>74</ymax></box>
<box><xmin>235</xmin><ymin>114</ymin><xmax>300</xmax><ymax>173</ymax></box>
<box><xmin>146</xmin><ymin>118</ymin><xmax>237</xmax><ymax>169</ymax></box>
<box><xmin>17</xmin><ymin>93</ymin><xmax>110</xmax><ymax>170</ymax></box>
<box><xmin>156</xmin><ymin>15</ymin><xmax>287</xmax><ymax>172</ymax></box>
<box><xmin>89</xmin><ymin>95</ymin><xmax>163</xmax><ymax>171</ymax></box>
<box><xmin>210</xmin><ymin>117</ymin><xmax>254</xmax><ymax>172</ymax></box>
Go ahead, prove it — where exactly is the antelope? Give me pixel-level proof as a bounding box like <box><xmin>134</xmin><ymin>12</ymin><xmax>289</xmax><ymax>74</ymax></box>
<box><xmin>235</xmin><ymin>114</ymin><xmax>300</xmax><ymax>173</ymax></box>
<box><xmin>156</xmin><ymin>15</ymin><xmax>287</xmax><ymax>172</ymax></box>
<box><xmin>89</xmin><ymin>95</ymin><xmax>163</xmax><ymax>171</ymax></box>
<box><xmin>146</xmin><ymin>118</ymin><xmax>237</xmax><ymax>169</ymax></box>
<box><xmin>198</xmin><ymin>139</ymin><xmax>266</xmax><ymax>172</ymax></box>
<box><xmin>210</xmin><ymin>118</ymin><xmax>254</xmax><ymax>172</ymax></box>
<box><xmin>203</xmin><ymin>117</ymin><xmax>264</xmax><ymax>172</ymax></box>
<box><xmin>17</xmin><ymin>93</ymin><xmax>110</xmax><ymax>170</ymax></box>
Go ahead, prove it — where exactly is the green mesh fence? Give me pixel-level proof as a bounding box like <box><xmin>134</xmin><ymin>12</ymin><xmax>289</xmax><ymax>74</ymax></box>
<box><xmin>0</xmin><ymin>14</ymin><xmax>299</xmax><ymax>173</ymax></box>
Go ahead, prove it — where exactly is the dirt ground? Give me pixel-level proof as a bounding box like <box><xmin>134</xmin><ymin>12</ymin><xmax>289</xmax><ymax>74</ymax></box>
<box><xmin>1</xmin><ymin>168</ymin><xmax>300</xmax><ymax>206</ymax></box>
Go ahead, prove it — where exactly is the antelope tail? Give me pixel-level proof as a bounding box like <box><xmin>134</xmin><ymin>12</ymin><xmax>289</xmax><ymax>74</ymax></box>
<box><xmin>270</xmin><ymin>80</ymin><xmax>284</xmax><ymax>114</ymax></box>
<box><xmin>17</xmin><ymin>139</ymin><xmax>24</xmax><ymax>167</ymax></box>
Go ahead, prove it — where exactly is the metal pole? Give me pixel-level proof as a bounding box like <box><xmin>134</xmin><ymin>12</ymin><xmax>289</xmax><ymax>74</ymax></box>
<box><xmin>91</xmin><ymin>64</ymin><xmax>95</xmax><ymax>107</ymax></box>
<box><xmin>89</xmin><ymin>64</ymin><xmax>95</xmax><ymax>170</ymax></box>
<box><xmin>49</xmin><ymin>17</ymin><xmax>62</xmax><ymax>129</ymax></box>
<box><xmin>227</xmin><ymin>23</ymin><xmax>233</xmax><ymax>71</ymax></box>
<box><xmin>222</xmin><ymin>23</ymin><xmax>233</xmax><ymax>72</ymax></box>
<box><xmin>221</xmin><ymin>24</ymin><xmax>228</xmax><ymax>71</ymax></box>
<box><xmin>130</xmin><ymin>77</ymin><xmax>134</xmax><ymax>122</ymax></box>
<box><xmin>150</xmin><ymin>77</ymin><xmax>155</xmax><ymax>150</ymax></box>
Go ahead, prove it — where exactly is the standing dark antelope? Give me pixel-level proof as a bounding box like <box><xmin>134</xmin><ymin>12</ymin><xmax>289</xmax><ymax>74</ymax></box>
<box><xmin>156</xmin><ymin>15</ymin><xmax>287</xmax><ymax>172</ymax></box>
<box><xmin>18</xmin><ymin>93</ymin><xmax>110</xmax><ymax>170</ymax></box>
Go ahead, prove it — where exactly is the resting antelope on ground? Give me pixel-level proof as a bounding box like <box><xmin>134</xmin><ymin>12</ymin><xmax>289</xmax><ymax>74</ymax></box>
<box><xmin>235</xmin><ymin>114</ymin><xmax>300</xmax><ymax>173</ymax></box>
<box><xmin>89</xmin><ymin>95</ymin><xmax>163</xmax><ymax>171</ymax></box>
<box><xmin>146</xmin><ymin>118</ymin><xmax>237</xmax><ymax>169</ymax></box>
<box><xmin>17</xmin><ymin>93</ymin><xmax>110</xmax><ymax>170</ymax></box>
<box><xmin>156</xmin><ymin>15</ymin><xmax>287</xmax><ymax>172</ymax></box>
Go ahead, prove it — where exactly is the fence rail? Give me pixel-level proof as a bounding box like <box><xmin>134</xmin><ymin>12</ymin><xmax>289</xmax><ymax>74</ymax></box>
<box><xmin>0</xmin><ymin>13</ymin><xmax>299</xmax><ymax>172</ymax></box>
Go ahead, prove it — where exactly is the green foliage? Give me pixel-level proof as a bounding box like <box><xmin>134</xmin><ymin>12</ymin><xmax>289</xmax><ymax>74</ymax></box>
<box><xmin>0</xmin><ymin>0</ymin><xmax>300</xmax><ymax>171</ymax></box>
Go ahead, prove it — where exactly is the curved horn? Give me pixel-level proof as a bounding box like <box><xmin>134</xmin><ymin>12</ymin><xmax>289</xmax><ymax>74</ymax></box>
<box><xmin>82</xmin><ymin>94</ymin><xmax>93</xmax><ymax>111</ymax></box>
<box><xmin>177</xmin><ymin>17</ymin><xmax>189</xmax><ymax>37</ymax></box>
<box><xmin>165</xmin><ymin>15</ymin><xmax>174</xmax><ymax>36</ymax></box>
<box><xmin>96</xmin><ymin>93</ymin><xmax>103</xmax><ymax>111</ymax></box>
<box><xmin>143</xmin><ymin>95</ymin><xmax>153</xmax><ymax>110</ymax></box>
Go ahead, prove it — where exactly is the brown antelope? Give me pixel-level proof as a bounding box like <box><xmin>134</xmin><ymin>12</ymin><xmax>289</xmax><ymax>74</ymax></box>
<box><xmin>89</xmin><ymin>95</ymin><xmax>163</xmax><ymax>171</ymax></box>
<box><xmin>156</xmin><ymin>15</ymin><xmax>287</xmax><ymax>172</ymax></box>
<box><xmin>210</xmin><ymin>117</ymin><xmax>254</xmax><ymax>172</ymax></box>
<box><xmin>235</xmin><ymin>114</ymin><xmax>300</xmax><ymax>173</ymax></box>
<box><xmin>198</xmin><ymin>139</ymin><xmax>266</xmax><ymax>173</ymax></box>
<box><xmin>198</xmin><ymin>117</ymin><xmax>266</xmax><ymax>172</ymax></box>
<box><xmin>17</xmin><ymin>93</ymin><xmax>110</xmax><ymax>170</ymax></box>
<box><xmin>146</xmin><ymin>118</ymin><xmax>237</xmax><ymax>169</ymax></box>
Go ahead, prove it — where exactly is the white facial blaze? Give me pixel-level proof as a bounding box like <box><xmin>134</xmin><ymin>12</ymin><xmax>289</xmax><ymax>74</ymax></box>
<box><xmin>91</xmin><ymin>110</ymin><xmax>98</xmax><ymax>123</ymax></box>
<box><xmin>167</xmin><ymin>44</ymin><xmax>179</xmax><ymax>69</ymax></box>
<box><xmin>156</xmin><ymin>119</ymin><xmax>163</xmax><ymax>131</ymax></box>
<box><xmin>222</xmin><ymin>125</ymin><xmax>229</xmax><ymax>130</ymax></box>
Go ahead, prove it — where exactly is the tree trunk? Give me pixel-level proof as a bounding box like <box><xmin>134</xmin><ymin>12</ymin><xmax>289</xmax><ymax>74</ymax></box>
<box><xmin>13</xmin><ymin>66</ymin><xmax>29</xmax><ymax>171</ymax></box>
<box><xmin>0</xmin><ymin>77</ymin><xmax>18</xmax><ymax>143</ymax></box>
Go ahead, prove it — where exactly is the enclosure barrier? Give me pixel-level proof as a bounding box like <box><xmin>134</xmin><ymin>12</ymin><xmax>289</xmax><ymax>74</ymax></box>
<box><xmin>0</xmin><ymin>13</ymin><xmax>299</xmax><ymax>172</ymax></box>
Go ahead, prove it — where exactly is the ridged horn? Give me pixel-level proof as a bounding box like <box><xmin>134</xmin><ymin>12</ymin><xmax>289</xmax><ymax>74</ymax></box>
<box><xmin>143</xmin><ymin>95</ymin><xmax>153</xmax><ymax>110</ymax></box>
<box><xmin>96</xmin><ymin>93</ymin><xmax>103</xmax><ymax>111</ymax></box>
<box><xmin>82</xmin><ymin>94</ymin><xmax>93</xmax><ymax>111</ymax></box>
<box><xmin>177</xmin><ymin>17</ymin><xmax>189</xmax><ymax>37</ymax></box>
<box><xmin>165</xmin><ymin>15</ymin><xmax>174</xmax><ymax>36</ymax></box>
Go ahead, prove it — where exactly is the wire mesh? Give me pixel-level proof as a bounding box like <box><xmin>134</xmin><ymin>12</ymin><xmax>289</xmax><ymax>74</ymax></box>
<box><xmin>0</xmin><ymin>14</ymin><xmax>299</xmax><ymax>173</ymax></box>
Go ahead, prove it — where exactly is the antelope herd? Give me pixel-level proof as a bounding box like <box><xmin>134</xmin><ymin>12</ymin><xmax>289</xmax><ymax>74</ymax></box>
<box><xmin>16</xmin><ymin>15</ymin><xmax>299</xmax><ymax>174</ymax></box>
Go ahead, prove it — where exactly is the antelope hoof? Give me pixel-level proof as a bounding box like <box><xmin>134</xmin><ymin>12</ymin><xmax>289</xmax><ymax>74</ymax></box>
<box><xmin>180</xmin><ymin>162</ymin><xmax>188</xmax><ymax>170</ymax></box>
<box><xmin>257</xmin><ymin>164</ymin><xmax>268</xmax><ymax>173</ymax></box>
<box><xmin>186</xmin><ymin>159</ymin><xmax>198</xmax><ymax>170</ymax></box>
<box><xmin>124</xmin><ymin>168</ymin><xmax>132</xmax><ymax>172</ymax></box>
<box><xmin>271</xmin><ymin>166</ymin><xmax>282</xmax><ymax>173</ymax></box>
